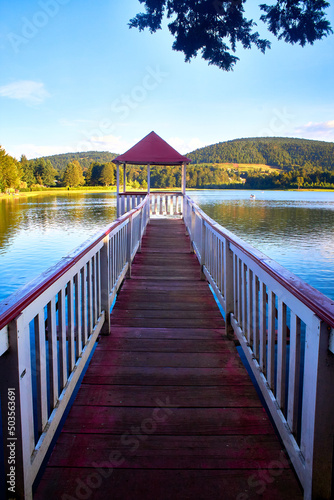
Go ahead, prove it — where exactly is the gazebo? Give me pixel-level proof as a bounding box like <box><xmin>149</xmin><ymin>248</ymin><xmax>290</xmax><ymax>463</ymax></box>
<box><xmin>112</xmin><ymin>131</ymin><xmax>191</xmax><ymax>197</ymax></box>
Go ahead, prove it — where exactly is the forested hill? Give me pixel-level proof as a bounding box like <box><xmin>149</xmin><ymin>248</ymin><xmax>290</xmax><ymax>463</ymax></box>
<box><xmin>38</xmin><ymin>151</ymin><xmax>117</xmax><ymax>172</ymax></box>
<box><xmin>188</xmin><ymin>138</ymin><xmax>334</xmax><ymax>171</ymax></box>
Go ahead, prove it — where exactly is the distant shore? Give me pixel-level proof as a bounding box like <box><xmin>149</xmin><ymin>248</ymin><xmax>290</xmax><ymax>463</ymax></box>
<box><xmin>0</xmin><ymin>187</ymin><xmax>117</xmax><ymax>200</ymax></box>
<box><xmin>1</xmin><ymin>186</ymin><xmax>334</xmax><ymax>201</ymax></box>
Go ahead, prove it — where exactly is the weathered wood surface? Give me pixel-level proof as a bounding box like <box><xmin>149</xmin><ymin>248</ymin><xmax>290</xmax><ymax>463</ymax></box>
<box><xmin>34</xmin><ymin>219</ymin><xmax>302</xmax><ymax>500</ymax></box>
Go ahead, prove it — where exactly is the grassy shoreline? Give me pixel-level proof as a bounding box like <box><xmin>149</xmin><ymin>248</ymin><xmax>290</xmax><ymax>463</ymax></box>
<box><xmin>0</xmin><ymin>187</ymin><xmax>117</xmax><ymax>200</ymax></box>
<box><xmin>1</xmin><ymin>186</ymin><xmax>334</xmax><ymax>201</ymax></box>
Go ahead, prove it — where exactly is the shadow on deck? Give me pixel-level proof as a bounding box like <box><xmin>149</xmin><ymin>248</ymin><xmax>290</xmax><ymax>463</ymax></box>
<box><xmin>34</xmin><ymin>219</ymin><xmax>303</xmax><ymax>499</ymax></box>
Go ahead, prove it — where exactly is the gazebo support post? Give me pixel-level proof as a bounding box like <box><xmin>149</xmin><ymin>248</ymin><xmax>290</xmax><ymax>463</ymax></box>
<box><xmin>182</xmin><ymin>163</ymin><xmax>186</xmax><ymax>195</ymax></box>
<box><xmin>123</xmin><ymin>162</ymin><xmax>126</xmax><ymax>193</ymax></box>
<box><xmin>116</xmin><ymin>162</ymin><xmax>120</xmax><ymax>217</ymax></box>
<box><xmin>147</xmin><ymin>164</ymin><xmax>151</xmax><ymax>193</ymax></box>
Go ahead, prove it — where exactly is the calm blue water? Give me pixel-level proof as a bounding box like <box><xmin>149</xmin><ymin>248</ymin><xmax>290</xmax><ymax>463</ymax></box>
<box><xmin>0</xmin><ymin>189</ymin><xmax>334</xmax><ymax>303</ymax></box>
<box><xmin>190</xmin><ymin>189</ymin><xmax>334</xmax><ymax>301</ymax></box>
<box><xmin>0</xmin><ymin>192</ymin><xmax>117</xmax><ymax>303</ymax></box>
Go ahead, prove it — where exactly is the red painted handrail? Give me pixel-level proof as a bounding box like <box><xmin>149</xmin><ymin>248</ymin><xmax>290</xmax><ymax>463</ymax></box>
<box><xmin>185</xmin><ymin>195</ymin><xmax>334</xmax><ymax>329</ymax></box>
<box><xmin>0</xmin><ymin>196</ymin><xmax>149</xmax><ymax>331</ymax></box>
<box><xmin>118</xmin><ymin>190</ymin><xmax>183</xmax><ymax>195</ymax></box>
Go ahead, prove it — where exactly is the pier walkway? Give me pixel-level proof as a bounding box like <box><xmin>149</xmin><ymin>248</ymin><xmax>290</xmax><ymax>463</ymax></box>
<box><xmin>34</xmin><ymin>219</ymin><xmax>302</xmax><ymax>499</ymax></box>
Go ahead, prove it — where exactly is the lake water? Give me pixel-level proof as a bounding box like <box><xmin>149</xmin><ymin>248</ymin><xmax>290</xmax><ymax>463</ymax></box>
<box><xmin>0</xmin><ymin>189</ymin><xmax>334</xmax><ymax>304</ymax></box>
<box><xmin>0</xmin><ymin>192</ymin><xmax>117</xmax><ymax>303</ymax></box>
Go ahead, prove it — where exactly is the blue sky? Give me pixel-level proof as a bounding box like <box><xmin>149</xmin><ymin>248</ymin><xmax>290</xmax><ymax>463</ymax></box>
<box><xmin>0</xmin><ymin>0</ymin><xmax>333</xmax><ymax>159</ymax></box>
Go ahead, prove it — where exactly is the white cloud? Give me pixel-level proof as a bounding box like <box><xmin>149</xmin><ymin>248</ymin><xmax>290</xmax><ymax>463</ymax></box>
<box><xmin>58</xmin><ymin>118</ymin><xmax>94</xmax><ymax>128</ymax></box>
<box><xmin>7</xmin><ymin>144</ymin><xmax>74</xmax><ymax>160</ymax></box>
<box><xmin>6</xmin><ymin>134</ymin><xmax>208</xmax><ymax>161</ymax></box>
<box><xmin>0</xmin><ymin>80</ymin><xmax>50</xmax><ymax>105</ymax></box>
<box><xmin>295</xmin><ymin>120</ymin><xmax>334</xmax><ymax>140</ymax></box>
<box><xmin>168</xmin><ymin>137</ymin><xmax>207</xmax><ymax>154</ymax></box>
<box><xmin>77</xmin><ymin>134</ymin><xmax>132</xmax><ymax>153</ymax></box>
<box><xmin>6</xmin><ymin>135</ymin><xmax>129</xmax><ymax>160</ymax></box>
<box><xmin>77</xmin><ymin>134</ymin><xmax>207</xmax><ymax>155</ymax></box>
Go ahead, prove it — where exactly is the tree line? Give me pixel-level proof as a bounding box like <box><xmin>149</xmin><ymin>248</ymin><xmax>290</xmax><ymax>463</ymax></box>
<box><xmin>0</xmin><ymin>146</ymin><xmax>119</xmax><ymax>191</ymax></box>
<box><xmin>2</xmin><ymin>137</ymin><xmax>334</xmax><ymax>192</ymax></box>
<box><xmin>244</xmin><ymin>169</ymin><xmax>334</xmax><ymax>190</ymax></box>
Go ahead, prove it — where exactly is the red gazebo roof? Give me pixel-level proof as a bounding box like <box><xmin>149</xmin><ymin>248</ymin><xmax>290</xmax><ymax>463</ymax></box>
<box><xmin>112</xmin><ymin>131</ymin><xmax>191</xmax><ymax>165</ymax></box>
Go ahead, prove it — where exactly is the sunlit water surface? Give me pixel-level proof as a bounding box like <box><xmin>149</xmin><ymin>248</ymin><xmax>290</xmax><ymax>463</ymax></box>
<box><xmin>191</xmin><ymin>190</ymin><xmax>334</xmax><ymax>301</ymax></box>
<box><xmin>0</xmin><ymin>192</ymin><xmax>117</xmax><ymax>303</ymax></box>
<box><xmin>1</xmin><ymin>189</ymin><xmax>334</xmax><ymax>303</ymax></box>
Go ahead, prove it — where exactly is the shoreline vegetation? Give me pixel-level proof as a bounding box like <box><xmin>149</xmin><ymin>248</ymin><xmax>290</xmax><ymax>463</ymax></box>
<box><xmin>2</xmin><ymin>137</ymin><xmax>334</xmax><ymax>195</ymax></box>
<box><xmin>2</xmin><ymin>186</ymin><xmax>334</xmax><ymax>201</ymax></box>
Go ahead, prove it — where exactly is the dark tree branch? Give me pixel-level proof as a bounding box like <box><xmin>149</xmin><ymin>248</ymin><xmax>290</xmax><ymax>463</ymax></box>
<box><xmin>129</xmin><ymin>0</ymin><xmax>332</xmax><ymax>70</ymax></box>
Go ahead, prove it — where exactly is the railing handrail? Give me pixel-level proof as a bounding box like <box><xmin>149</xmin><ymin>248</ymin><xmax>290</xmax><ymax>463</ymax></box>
<box><xmin>185</xmin><ymin>194</ymin><xmax>334</xmax><ymax>329</ymax></box>
<box><xmin>0</xmin><ymin>196</ymin><xmax>149</xmax><ymax>331</ymax></box>
<box><xmin>118</xmin><ymin>190</ymin><xmax>184</xmax><ymax>195</ymax></box>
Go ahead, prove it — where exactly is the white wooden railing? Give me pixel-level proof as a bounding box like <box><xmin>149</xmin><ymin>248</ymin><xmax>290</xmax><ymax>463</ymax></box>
<box><xmin>117</xmin><ymin>191</ymin><xmax>183</xmax><ymax>217</ymax></box>
<box><xmin>0</xmin><ymin>195</ymin><xmax>150</xmax><ymax>500</ymax></box>
<box><xmin>183</xmin><ymin>194</ymin><xmax>334</xmax><ymax>500</ymax></box>
<box><xmin>1</xmin><ymin>191</ymin><xmax>334</xmax><ymax>499</ymax></box>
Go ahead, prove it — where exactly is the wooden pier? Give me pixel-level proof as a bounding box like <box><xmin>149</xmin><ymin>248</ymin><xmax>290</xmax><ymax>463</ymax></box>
<box><xmin>34</xmin><ymin>219</ymin><xmax>302</xmax><ymax>499</ymax></box>
<box><xmin>2</xmin><ymin>133</ymin><xmax>334</xmax><ymax>499</ymax></box>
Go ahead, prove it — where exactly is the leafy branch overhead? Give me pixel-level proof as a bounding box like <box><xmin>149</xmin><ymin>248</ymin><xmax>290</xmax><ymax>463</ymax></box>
<box><xmin>129</xmin><ymin>0</ymin><xmax>333</xmax><ymax>70</ymax></box>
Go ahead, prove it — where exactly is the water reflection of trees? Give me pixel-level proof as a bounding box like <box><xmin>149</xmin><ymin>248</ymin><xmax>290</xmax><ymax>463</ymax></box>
<box><xmin>0</xmin><ymin>193</ymin><xmax>117</xmax><ymax>251</ymax></box>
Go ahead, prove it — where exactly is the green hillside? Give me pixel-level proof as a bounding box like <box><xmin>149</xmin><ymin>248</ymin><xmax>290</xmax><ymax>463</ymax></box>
<box><xmin>188</xmin><ymin>137</ymin><xmax>334</xmax><ymax>171</ymax></box>
<box><xmin>38</xmin><ymin>151</ymin><xmax>118</xmax><ymax>172</ymax></box>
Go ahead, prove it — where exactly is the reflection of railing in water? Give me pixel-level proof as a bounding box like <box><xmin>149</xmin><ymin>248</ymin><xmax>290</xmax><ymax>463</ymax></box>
<box><xmin>0</xmin><ymin>191</ymin><xmax>334</xmax><ymax>499</ymax></box>
<box><xmin>0</xmin><ymin>195</ymin><xmax>150</xmax><ymax>500</ymax></box>
<box><xmin>117</xmin><ymin>191</ymin><xmax>183</xmax><ymax>217</ymax></box>
<box><xmin>183</xmin><ymin>194</ymin><xmax>334</xmax><ymax>500</ymax></box>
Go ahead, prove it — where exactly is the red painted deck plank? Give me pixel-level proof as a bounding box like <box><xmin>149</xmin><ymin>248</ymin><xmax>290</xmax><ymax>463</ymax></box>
<box><xmin>73</xmin><ymin>384</ymin><xmax>263</xmax><ymax>407</ymax></box>
<box><xmin>83</xmin><ymin>365</ymin><xmax>254</xmax><ymax>386</ymax></box>
<box><xmin>108</xmin><ymin>326</ymin><xmax>226</xmax><ymax>339</ymax></box>
<box><xmin>47</xmin><ymin>433</ymin><xmax>290</xmax><ymax>469</ymax></box>
<box><xmin>34</xmin><ymin>218</ymin><xmax>302</xmax><ymax>500</ymax></box>
<box><xmin>93</xmin><ymin>338</ymin><xmax>235</xmax><ymax>352</ymax></box>
<box><xmin>35</xmin><ymin>468</ymin><xmax>302</xmax><ymax>500</ymax></box>
<box><xmin>90</xmin><ymin>350</ymin><xmax>241</xmax><ymax>368</ymax></box>
<box><xmin>59</xmin><ymin>406</ymin><xmax>276</xmax><ymax>435</ymax></box>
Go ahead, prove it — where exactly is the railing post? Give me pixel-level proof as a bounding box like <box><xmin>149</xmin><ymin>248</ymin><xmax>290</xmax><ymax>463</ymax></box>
<box><xmin>126</xmin><ymin>215</ymin><xmax>133</xmax><ymax>278</ymax></box>
<box><xmin>121</xmin><ymin>195</ymin><xmax>125</xmax><ymax>216</ymax></box>
<box><xmin>100</xmin><ymin>235</ymin><xmax>111</xmax><ymax>335</ymax></box>
<box><xmin>200</xmin><ymin>218</ymin><xmax>206</xmax><ymax>280</ymax></box>
<box><xmin>301</xmin><ymin>317</ymin><xmax>334</xmax><ymax>499</ymax></box>
<box><xmin>223</xmin><ymin>239</ymin><xmax>234</xmax><ymax>339</ymax></box>
<box><xmin>190</xmin><ymin>207</ymin><xmax>196</xmax><ymax>253</ymax></box>
<box><xmin>138</xmin><ymin>208</ymin><xmax>143</xmax><ymax>253</ymax></box>
<box><xmin>0</xmin><ymin>315</ymin><xmax>34</xmax><ymax>500</ymax></box>
<box><xmin>148</xmin><ymin>194</ymin><xmax>151</xmax><ymax>220</ymax></box>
